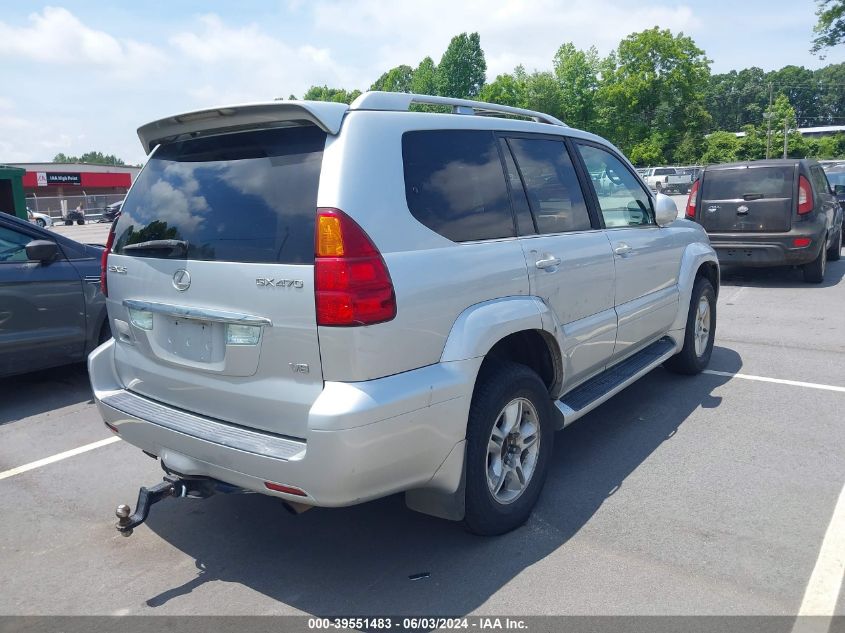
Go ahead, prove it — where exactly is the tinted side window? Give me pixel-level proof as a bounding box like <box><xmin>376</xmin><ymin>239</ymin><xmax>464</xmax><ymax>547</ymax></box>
<box><xmin>810</xmin><ymin>166</ymin><xmax>830</xmax><ymax>193</ymax></box>
<box><xmin>507</xmin><ymin>138</ymin><xmax>591</xmax><ymax>234</ymax></box>
<box><xmin>402</xmin><ymin>130</ymin><xmax>514</xmax><ymax>242</ymax></box>
<box><xmin>0</xmin><ymin>225</ymin><xmax>33</xmax><ymax>263</ymax></box>
<box><xmin>498</xmin><ymin>138</ymin><xmax>536</xmax><ymax>235</ymax></box>
<box><xmin>576</xmin><ymin>144</ymin><xmax>655</xmax><ymax>228</ymax></box>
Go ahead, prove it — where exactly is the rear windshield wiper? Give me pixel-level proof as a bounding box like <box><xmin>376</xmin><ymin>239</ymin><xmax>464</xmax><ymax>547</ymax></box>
<box><xmin>122</xmin><ymin>239</ymin><xmax>188</xmax><ymax>255</ymax></box>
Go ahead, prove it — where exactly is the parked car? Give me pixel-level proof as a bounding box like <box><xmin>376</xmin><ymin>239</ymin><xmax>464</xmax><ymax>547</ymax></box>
<box><xmin>90</xmin><ymin>92</ymin><xmax>719</xmax><ymax>537</ymax></box>
<box><xmin>642</xmin><ymin>167</ymin><xmax>693</xmax><ymax>194</ymax></box>
<box><xmin>0</xmin><ymin>212</ymin><xmax>110</xmax><ymax>378</ymax></box>
<box><xmin>99</xmin><ymin>200</ymin><xmax>123</xmax><ymax>223</ymax></box>
<box><xmin>26</xmin><ymin>207</ymin><xmax>53</xmax><ymax>228</ymax></box>
<box><xmin>685</xmin><ymin>159</ymin><xmax>842</xmax><ymax>283</ymax></box>
<box><xmin>822</xmin><ymin>164</ymin><xmax>845</xmax><ymax>211</ymax></box>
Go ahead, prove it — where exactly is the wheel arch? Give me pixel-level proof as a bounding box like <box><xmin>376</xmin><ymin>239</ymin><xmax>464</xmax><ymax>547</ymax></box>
<box><xmin>670</xmin><ymin>243</ymin><xmax>720</xmax><ymax>334</ymax></box>
<box><xmin>439</xmin><ymin>296</ymin><xmax>563</xmax><ymax>397</ymax></box>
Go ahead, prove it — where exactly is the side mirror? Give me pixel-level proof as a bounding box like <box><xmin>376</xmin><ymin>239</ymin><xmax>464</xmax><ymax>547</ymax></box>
<box><xmin>25</xmin><ymin>240</ymin><xmax>59</xmax><ymax>263</ymax></box>
<box><xmin>834</xmin><ymin>184</ymin><xmax>845</xmax><ymax>196</ymax></box>
<box><xmin>654</xmin><ymin>193</ymin><xmax>678</xmax><ymax>226</ymax></box>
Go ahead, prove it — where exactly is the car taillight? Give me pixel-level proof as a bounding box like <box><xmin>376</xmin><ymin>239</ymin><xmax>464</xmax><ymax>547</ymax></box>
<box><xmin>798</xmin><ymin>175</ymin><xmax>813</xmax><ymax>214</ymax></box>
<box><xmin>100</xmin><ymin>218</ymin><xmax>117</xmax><ymax>296</ymax></box>
<box><xmin>314</xmin><ymin>208</ymin><xmax>396</xmax><ymax>326</ymax></box>
<box><xmin>686</xmin><ymin>179</ymin><xmax>700</xmax><ymax>219</ymax></box>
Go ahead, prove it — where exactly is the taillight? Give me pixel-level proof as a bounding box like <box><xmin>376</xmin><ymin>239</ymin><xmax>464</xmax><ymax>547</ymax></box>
<box><xmin>100</xmin><ymin>218</ymin><xmax>118</xmax><ymax>297</ymax></box>
<box><xmin>686</xmin><ymin>179</ymin><xmax>700</xmax><ymax>219</ymax></box>
<box><xmin>314</xmin><ymin>208</ymin><xmax>396</xmax><ymax>326</ymax></box>
<box><xmin>798</xmin><ymin>175</ymin><xmax>813</xmax><ymax>214</ymax></box>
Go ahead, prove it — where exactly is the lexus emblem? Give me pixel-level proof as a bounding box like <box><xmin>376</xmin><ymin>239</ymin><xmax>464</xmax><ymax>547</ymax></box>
<box><xmin>172</xmin><ymin>269</ymin><xmax>191</xmax><ymax>291</ymax></box>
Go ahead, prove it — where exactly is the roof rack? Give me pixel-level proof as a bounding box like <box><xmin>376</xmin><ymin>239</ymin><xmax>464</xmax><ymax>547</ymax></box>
<box><xmin>350</xmin><ymin>91</ymin><xmax>567</xmax><ymax>127</ymax></box>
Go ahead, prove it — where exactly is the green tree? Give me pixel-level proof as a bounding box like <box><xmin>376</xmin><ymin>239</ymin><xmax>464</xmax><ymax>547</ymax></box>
<box><xmin>435</xmin><ymin>32</ymin><xmax>487</xmax><ymax>98</ymax></box>
<box><xmin>700</xmin><ymin>131</ymin><xmax>742</xmax><ymax>164</ymax></box>
<box><xmin>767</xmin><ymin>94</ymin><xmax>808</xmax><ymax>158</ymax></box>
<box><xmin>52</xmin><ymin>151</ymin><xmax>125</xmax><ymax>166</ymax></box>
<box><xmin>811</xmin><ymin>0</ymin><xmax>845</xmax><ymax>55</ymax></box>
<box><xmin>552</xmin><ymin>43</ymin><xmax>600</xmax><ymax>129</ymax></box>
<box><xmin>370</xmin><ymin>65</ymin><xmax>414</xmax><ymax>92</ymax></box>
<box><xmin>299</xmin><ymin>86</ymin><xmax>362</xmax><ymax>104</ymax></box>
<box><xmin>596</xmin><ymin>28</ymin><xmax>712</xmax><ymax>163</ymax></box>
<box><xmin>410</xmin><ymin>57</ymin><xmax>437</xmax><ymax>95</ymax></box>
<box><xmin>521</xmin><ymin>71</ymin><xmax>564</xmax><ymax>119</ymax></box>
<box><xmin>478</xmin><ymin>70</ymin><xmax>527</xmax><ymax>107</ymax></box>
<box><xmin>738</xmin><ymin>125</ymin><xmax>766</xmax><ymax>160</ymax></box>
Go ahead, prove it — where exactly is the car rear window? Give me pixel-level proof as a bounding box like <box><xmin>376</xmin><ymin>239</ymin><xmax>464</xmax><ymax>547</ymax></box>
<box><xmin>113</xmin><ymin>125</ymin><xmax>326</xmax><ymax>263</ymax></box>
<box><xmin>703</xmin><ymin>166</ymin><xmax>794</xmax><ymax>200</ymax></box>
<box><xmin>402</xmin><ymin>130</ymin><xmax>514</xmax><ymax>242</ymax></box>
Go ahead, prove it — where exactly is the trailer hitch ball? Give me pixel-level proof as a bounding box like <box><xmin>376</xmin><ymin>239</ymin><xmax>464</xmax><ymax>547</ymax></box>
<box><xmin>115</xmin><ymin>504</ymin><xmax>134</xmax><ymax>536</ymax></box>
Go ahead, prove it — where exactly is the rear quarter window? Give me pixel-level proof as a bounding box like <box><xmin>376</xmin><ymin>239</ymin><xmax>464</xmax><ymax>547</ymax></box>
<box><xmin>113</xmin><ymin>125</ymin><xmax>326</xmax><ymax>264</ymax></box>
<box><xmin>402</xmin><ymin>130</ymin><xmax>514</xmax><ymax>242</ymax></box>
<box><xmin>703</xmin><ymin>166</ymin><xmax>794</xmax><ymax>200</ymax></box>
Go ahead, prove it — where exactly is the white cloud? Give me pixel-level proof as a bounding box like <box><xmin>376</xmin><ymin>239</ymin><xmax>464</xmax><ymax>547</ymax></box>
<box><xmin>311</xmin><ymin>0</ymin><xmax>698</xmax><ymax>77</ymax></box>
<box><xmin>0</xmin><ymin>6</ymin><xmax>164</xmax><ymax>75</ymax></box>
<box><xmin>167</xmin><ymin>14</ymin><xmax>363</xmax><ymax>104</ymax></box>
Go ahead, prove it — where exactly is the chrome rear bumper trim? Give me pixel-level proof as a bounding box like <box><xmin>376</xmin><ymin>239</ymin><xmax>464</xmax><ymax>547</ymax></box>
<box><xmin>101</xmin><ymin>390</ymin><xmax>305</xmax><ymax>461</ymax></box>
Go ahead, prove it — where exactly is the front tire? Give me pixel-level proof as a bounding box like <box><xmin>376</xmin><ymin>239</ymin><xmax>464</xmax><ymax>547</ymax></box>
<box><xmin>36</xmin><ymin>218</ymin><xmax>46</xmax><ymax>228</ymax></box>
<box><xmin>803</xmin><ymin>242</ymin><xmax>826</xmax><ymax>283</ymax></box>
<box><xmin>827</xmin><ymin>228</ymin><xmax>842</xmax><ymax>262</ymax></box>
<box><xmin>464</xmin><ymin>362</ymin><xmax>553</xmax><ymax>536</ymax></box>
<box><xmin>77</xmin><ymin>219</ymin><xmax>85</xmax><ymax>225</ymax></box>
<box><xmin>665</xmin><ymin>277</ymin><xmax>716</xmax><ymax>375</ymax></box>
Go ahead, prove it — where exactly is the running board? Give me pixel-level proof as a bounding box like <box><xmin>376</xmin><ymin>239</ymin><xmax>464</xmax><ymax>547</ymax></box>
<box><xmin>555</xmin><ymin>337</ymin><xmax>677</xmax><ymax>426</ymax></box>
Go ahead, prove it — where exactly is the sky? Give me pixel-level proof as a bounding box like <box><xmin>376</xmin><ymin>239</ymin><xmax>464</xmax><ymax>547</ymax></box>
<box><xmin>0</xmin><ymin>1</ymin><xmax>842</xmax><ymax>165</ymax></box>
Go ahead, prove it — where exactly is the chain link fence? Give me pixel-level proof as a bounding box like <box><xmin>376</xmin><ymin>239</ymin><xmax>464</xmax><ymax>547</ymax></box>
<box><xmin>25</xmin><ymin>193</ymin><xmax>125</xmax><ymax>222</ymax></box>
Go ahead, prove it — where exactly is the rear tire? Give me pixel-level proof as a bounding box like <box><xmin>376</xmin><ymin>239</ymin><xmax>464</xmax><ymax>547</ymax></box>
<box><xmin>665</xmin><ymin>277</ymin><xmax>716</xmax><ymax>375</ymax></box>
<box><xmin>64</xmin><ymin>220</ymin><xmax>72</xmax><ymax>226</ymax></box>
<box><xmin>463</xmin><ymin>362</ymin><xmax>553</xmax><ymax>536</ymax></box>
<box><xmin>827</xmin><ymin>228</ymin><xmax>842</xmax><ymax>262</ymax></box>
<box><xmin>803</xmin><ymin>242</ymin><xmax>826</xmax><ymax>283</ymax></box>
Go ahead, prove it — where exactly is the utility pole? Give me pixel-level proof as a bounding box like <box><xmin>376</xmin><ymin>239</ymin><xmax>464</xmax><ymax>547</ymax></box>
<box><xmin>765</xmin><ymin>82</ymin><xmax>773</xmax><ymax>159</ymax></box>
<box><xmin>783</xmin><ymin>119</ymin><xmax>789</xmax><ymax>158</ymax></box>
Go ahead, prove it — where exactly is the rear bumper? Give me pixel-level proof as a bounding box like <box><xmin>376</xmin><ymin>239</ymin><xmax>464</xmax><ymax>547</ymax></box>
<box><xmin>709</xmin><ymin>228</ymin><xmax>824</xmax><ymax>267</ymax></box>
<box><xmin>89</xmin><ymin>339</ymin><xmax>478</xmax><ymax>507</ymax></box>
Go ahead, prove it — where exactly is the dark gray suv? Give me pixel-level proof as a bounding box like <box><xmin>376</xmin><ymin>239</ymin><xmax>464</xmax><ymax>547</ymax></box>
<box><xmin>685</xmin><ymin>159</ymin><xmax>843</xmax><ymax>283</ymax></box>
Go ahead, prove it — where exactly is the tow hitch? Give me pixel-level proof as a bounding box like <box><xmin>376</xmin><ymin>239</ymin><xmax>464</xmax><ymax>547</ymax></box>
<box><xmin>115</xmin><ymin>474</ymin><xmax>241</xmax><ymax>537</ymax></box>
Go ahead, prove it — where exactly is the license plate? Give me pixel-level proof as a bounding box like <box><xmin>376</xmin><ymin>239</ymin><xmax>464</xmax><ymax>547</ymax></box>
<box><xmin>169</xmin><ymin>318</ymin><xmax>214</xmax><ymax>362</ymax></box>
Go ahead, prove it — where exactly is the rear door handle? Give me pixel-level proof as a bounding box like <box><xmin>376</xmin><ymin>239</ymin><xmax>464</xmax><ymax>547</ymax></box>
<box><xmin>613</xmin><ymin>243</ymin><xmax>632</xmax><ymax>256</ymax></box>
<box><xmin>535</xmin><ymin>256</ymin><xmax>562</xmax><ymax>270</ymax></box>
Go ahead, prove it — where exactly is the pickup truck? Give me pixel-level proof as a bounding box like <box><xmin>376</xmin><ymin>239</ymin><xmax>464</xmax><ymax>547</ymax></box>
<box><xmin>642</xmin><ymin>167</ymin><xmax>692</xmax><ymax>194</ymax></box>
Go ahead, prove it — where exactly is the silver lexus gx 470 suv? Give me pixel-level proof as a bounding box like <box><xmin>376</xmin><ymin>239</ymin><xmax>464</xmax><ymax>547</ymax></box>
<box><xmin>90</xmin><ymin>92</ymin><xmax>719</xmax><ymax>536</ymax></box>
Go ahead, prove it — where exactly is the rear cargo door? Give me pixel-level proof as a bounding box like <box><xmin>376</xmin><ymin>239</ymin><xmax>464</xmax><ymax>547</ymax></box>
<box><xmin>699</xmin><ymin>165</ymin><xmax>795</xmax><ymax>233</ymax></box>
<box><xmin>106</xmin><ymin>125</ymin><xmax>326</xmax><ymax>439</ymax></box>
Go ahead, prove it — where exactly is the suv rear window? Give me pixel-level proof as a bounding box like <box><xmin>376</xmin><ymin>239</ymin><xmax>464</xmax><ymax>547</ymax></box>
<box><xmin>113</xmin><ymin>125</ymin><xmax>326</xmax><ymax>263</ymax></box>
<box><xmin>703</xmin><ymin>166</ymin><xmax>794</xmax><ymax>200</ymax></box>
<box><xmin>402</xmin><ymin>130</ymin><xmax>514</xmax><ymax>242</ymax></box>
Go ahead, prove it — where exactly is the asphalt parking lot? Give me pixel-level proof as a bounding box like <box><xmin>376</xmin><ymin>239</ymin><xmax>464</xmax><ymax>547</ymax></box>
<box><xmin>2</xmin><ymin>207</ymin><xmax>844</xmax><ymax>618</ymax></box>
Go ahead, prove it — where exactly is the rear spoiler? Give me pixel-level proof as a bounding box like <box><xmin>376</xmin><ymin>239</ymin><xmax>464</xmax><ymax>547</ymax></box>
<box><xmin>136</xmin><ymin>101</ymin><xmax>349</xmax><ymax>153</ymax></box>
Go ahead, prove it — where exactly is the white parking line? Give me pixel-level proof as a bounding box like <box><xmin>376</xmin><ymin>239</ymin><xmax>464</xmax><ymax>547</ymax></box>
<box><xmin>793</xmin><ymin>481</ymin><xmax>845</xmax><ymax>630</ymax></box>
<box><xmin>0</xmin><ymin>436</ymin><xmax>120</xmax><ymax>482</ymax></box>
<box><xmin>703</xmin><ymin>370</ymin><xmax>845</xmax><ymax>394</ymax></box>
